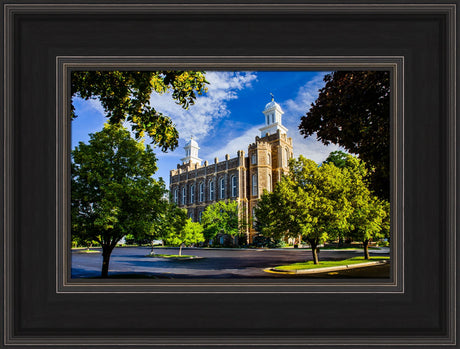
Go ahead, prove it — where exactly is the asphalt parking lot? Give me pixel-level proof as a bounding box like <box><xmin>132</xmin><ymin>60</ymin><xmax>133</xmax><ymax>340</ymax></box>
<box><xmin>72</xmin><ymin>246</ymin><xmax>390</xmax><ymax>279</ymax></box>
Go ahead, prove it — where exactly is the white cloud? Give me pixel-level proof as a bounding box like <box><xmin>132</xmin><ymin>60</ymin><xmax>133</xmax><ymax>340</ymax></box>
<box><xmin>282</xmin><ymin>72</ymin><xmax>328</xmax><ymax>118</ymax></box>
<box><xmin>86</xmin><ymin>98</ymin><xmax>106</xmax><ymax>116</ymax></box>
<box><xmin>290</xmin><ymin>131</ymin><xmax>343</xmax><ymax>164</ymax></box>
<box><xmin>149</xmin><ymin>71</ymin><xmax>257</xmax><ymax>141</ymax></box>
<box><xmin>280</xmin><ymin>72</ymin><xmax>343</xmax><ymax>164</ymax></box>
<box><xmin>191</xmin><ymin>72</ymin><xmax>341</xmax><ymax>165</ymax></box>
<box><xmin>72</xmin><ymin>96</ymin><xmax>106</xmax><ymax>116</ymax></box>
<box><xmin>205</xmin><ymin>124</ymin><xmax>262</xmax><ymax>161</ymax></box>
<box><xmin>202</xmin><ymin>123</ymin><xmax>342</xmax><ymax>165</ymax></box>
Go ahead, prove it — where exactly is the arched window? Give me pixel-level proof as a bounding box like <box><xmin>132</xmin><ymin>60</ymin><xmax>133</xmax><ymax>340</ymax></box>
<box><xmin>190</xmin><ymin>184</ymin><xmax>195</xmax><ymax>204</ymax></box>
<box><xmin>252</xmin><ymin>207</ymin><xmax>257</xmax><ymax>227</ymax></box>
<box><xmin>251</xmin><ymin>153</ymin><xmax>257</xmax><ymax>165</ymax></box>
<box><xmin>220</xmin><ymin>177</ymin><xmax>225</xmax><ymax>199</ymax></box>
<box><xmin>209</xmin><ymin>180</ymin><xmax>214</xmax><ymax>201</ymax></box>
<box><xmin>267</xmin><ymin>153</ymin><xmax>271</xmax><ymax>166</ymax></box>
<box><xmin>252</xmin><ymin>174</ymin><xmax>258</xmax><ymax>196</ymax></box>
<box><xmin>199</xmin><ymin>182</ymin><xmax>204</xmax><ymax>202</ymax></box>
<box><xmin>268</xmin><ymin>174</ymin><xmax>272</xmax><ymax>191</ymax></box>
<box><xmin>182</xmin><ymin>187</ymin><xmax>186</xmax><ymax>205</ymax></box>
<box><xmin>198</xmin><ymin>211</ymin><xmax>203</xmax><ymax>223</ymax></box>
<box><xmin>285</xmin><ymin>148</ymin><xmax>290</xmax><ymax>167</ymax></box>
<box><xmin>231</xmin><ymin>175</ymin><xmax>237</xmax><ymax>197</ymax></box>
<box><xmin>174</xmin><ymin>189</ymin><xmax>178</xmax><ymax>204</ymax></box>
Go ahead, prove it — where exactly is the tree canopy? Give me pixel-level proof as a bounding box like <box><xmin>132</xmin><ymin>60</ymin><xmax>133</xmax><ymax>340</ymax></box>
<box><xmin>71</xmin><ymin>123</ymin><xmax>168</xmax><ymax>277</ymax></box>
<box><xmin>156</xmin><ymin>204</ymin><xmax>188</xmax><ymax>243</ymax></box>
<box><xmin>339</xmin><ymin>155</ymin><xmax>389</xmax><ymax>258</ymax></box>
<box><xmin>323</xmin><ymin>150</ymin><xmax>349</xmax><ymax>168</ymax></box>
<box><xmin>201</xmin><ymin>200</ymin><xmax>241</xmax><ymax>243</ymax></box>
<box><xmin>163</xmin><ymin>218</ymin><xmax>205</xmax><ymax>256</ymax></box>
<box><xmin>256</xmin><ymin>156</ymin><xmax>353</xmax><ymax>264</ymax></box>
<box><xmin>348</xmin><ymin>196</ymin><xmax>390</xmax><ymax>259</ymax></box>
<box><xmin>299</xmin><ymin>71</ymin><xmax>390</xmax><ymax>200</ymax></box>
<box><xmin>255</xmin><ymin>154</ymin><xmax>389</xmax><ymax>263</ymax></box>
<box><xmin>71</xmin><ymin>71</ymin><xmax>208</xmax><ymax>152</ymax></box>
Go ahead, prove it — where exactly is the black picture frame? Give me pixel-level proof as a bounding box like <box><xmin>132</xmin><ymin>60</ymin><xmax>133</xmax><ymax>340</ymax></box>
<box><xmin>1</xmin><ymin>1</ymin><xmax>457</xmax><ymax>347</ymax></box>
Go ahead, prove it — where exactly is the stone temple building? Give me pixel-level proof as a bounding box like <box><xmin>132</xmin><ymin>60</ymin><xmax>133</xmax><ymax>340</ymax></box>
<box><xmin>169</xmin><ymin>97</ymin><xmax>293</xmax><ymax>244</ymax></box>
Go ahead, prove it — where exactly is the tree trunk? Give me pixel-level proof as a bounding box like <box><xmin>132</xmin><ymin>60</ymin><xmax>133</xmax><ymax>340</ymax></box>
<box><xmin>363</xmin><ymin>239</ymin><xmax>370</xmax><ymax>260</ymax></box>
<box><xmin>101</xmin><ymin>246</ymin><xmax>114</xmax><ymax>278</ymax></box>
<box><xmin>309</xmin><ymin>240</ymin><xmax>319</xmax><ymax>264</ymax></box>
<box><xmin>179</xmin><ymin>244</ymin><xmax>183</xmax><ymax>256</ymax></box>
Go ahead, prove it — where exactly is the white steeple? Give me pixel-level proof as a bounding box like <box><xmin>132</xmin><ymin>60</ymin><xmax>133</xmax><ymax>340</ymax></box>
<box><xmin>259</xmin><ymin>93</ymin><xmax>288</xmax><ymax>137</ymax></box>
<box><xmin>181</xmin><ymin>136</ymin><xmax>202</xmax><ymax>165</ymax></box>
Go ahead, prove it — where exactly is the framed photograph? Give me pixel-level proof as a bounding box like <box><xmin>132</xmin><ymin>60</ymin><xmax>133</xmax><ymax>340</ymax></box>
<box><xmin>68</xmin><ymin>67</ymin><xmax>395</xmax><ymax>282</ymax></box>
<box><xmin>2</xmin><ymin>1</ymin><xmax>457</xmax><ymax>347</ymax></box>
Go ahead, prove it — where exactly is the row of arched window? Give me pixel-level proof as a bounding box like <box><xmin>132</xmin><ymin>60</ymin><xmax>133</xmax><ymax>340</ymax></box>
<box><xmin>174</xmin><ymin>175</ymin><xmax>239</xmax><ymax>205</ymax></box>
<box><xmin>174</xmin><ymin>171</ymin><xmax>274</xmax><ymax>203</ymax></box>
<box><xmin>250</xmin><ymin>148</ymin><xmax>292</xmax><ymax>167</ymax></box>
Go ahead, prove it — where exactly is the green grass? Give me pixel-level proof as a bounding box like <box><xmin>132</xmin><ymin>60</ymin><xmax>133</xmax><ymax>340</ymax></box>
<box><xmin>145</xmin><ymin>253</ymin><xmax>197</xmax><ymax>259</ymax></box>
<box><xmin>90</xmin><ymin>274</ymin><xmax>172</xmax><ymax>279</ymax></box>
<box><xmin>75</xmin><ymin>249</ymin><xmax>101</xmax><ymax>253</ymax></box>
<box><xmin>320</xmin><ymin>246</ymin><xmax>381</xmax><ymax>250</ymax></box>
<box><xmin>274</xmin><ymin>256</ymin><xmax>390</xmax><ymax>271</ymax></box>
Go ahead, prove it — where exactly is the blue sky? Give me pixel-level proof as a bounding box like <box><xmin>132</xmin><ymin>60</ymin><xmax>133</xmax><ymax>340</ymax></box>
<box><xmin>72</xmin><ymin>71</ymin><xmax>343</xmax><ymax>187</ymax></box>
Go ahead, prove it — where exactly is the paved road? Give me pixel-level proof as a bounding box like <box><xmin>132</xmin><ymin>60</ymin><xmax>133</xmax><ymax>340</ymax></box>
<box><xmin>72</xmin><ymin>247</ymin><xmax>390</xmax><ymax>279</ymax></box>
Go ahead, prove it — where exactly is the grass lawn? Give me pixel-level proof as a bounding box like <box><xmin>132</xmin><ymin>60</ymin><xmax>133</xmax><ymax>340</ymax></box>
<box><xmin>75</xmin><ymin>249</ymin><xmax>101</xmax><ymax>253</ymax></box>
<box><xmin>274</xmin><ymin>256</ymin><xmax>390</xmax><ymax>271</ymax></box>
<box><xmin>91</xmin><ymin>274</ymin><xmax>172</xmax><ymax>279</ymax></box>
<box><xmin>320</xmin><ymin>246</ymin><xmax>381</xmax><ymax>250</ymax></box>
<box><xmin>145</xmin><ymin>253</ymin><xmax>198</xmax><ymax>259</ymax></box>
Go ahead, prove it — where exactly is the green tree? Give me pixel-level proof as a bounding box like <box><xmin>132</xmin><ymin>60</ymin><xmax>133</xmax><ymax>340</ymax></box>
<box><xmin>348</xmin><ymin>197</ymin><xmax>389</xmax><ymax>259</ymax></box>
<box><xmin>163</xmin><ymin>219</ymin><xmax>205</xmax><ymax>256</ymax></box>
<box><xmin>257</xmin><ymin>154</ymin><xmax>390</xmax><ymax>262</ymax></box>
<box><xmin>201</xmin><ymin>201</ymin><xmax>240</xmax><ymax>244</ymax></box>
<box><xmin>157</xmin><ymin>204</ymin><xmax>187</xmax><ymax>237</ymax></box>
<box><xmin>326</xmin><ymin>152</ymin><xmax>368</xmax><ymax>245</ymax></box>
<box><xmin>71</xmin><ymin>124</ymin><xmax>168</xmax><ymax>277</ymax></box>
<box><xmin>72</xmin><ymin>71</ymin><xmax>208</xmax><ymax>151</ymax></box>
<box><xmin>256</xmin><ymin>156</ymin><xmax>353</xmax><ymax>264</ymax></box>
<box><xmin>71</xmin><ymin>234</ymin><xmax>99</xmax><ymax>249</ymax></box>
<box><xmin>323</xmin><ymin>150</ymin><xmax>349</xmax><ymax>169</ymax></box>
<box><xmin>299</xmin><ymin>71</ymin><xmax>390</xmax><ymax>200</ymax></box>
<box><xmin>254</xmin><ymin>188</ymin><xmax>288</xmax><ymax>242</ymax></box>
<box><xmin>341</xmin><ymin>155</ymin><xmax>390</xmax><ymax>258</ymax></box>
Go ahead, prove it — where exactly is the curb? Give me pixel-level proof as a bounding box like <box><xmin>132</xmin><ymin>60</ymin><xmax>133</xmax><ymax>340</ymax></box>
<box><xmin>268</xmin><ymin>260</ymin><xmax>389</xmax><ymax>275</ymax></box>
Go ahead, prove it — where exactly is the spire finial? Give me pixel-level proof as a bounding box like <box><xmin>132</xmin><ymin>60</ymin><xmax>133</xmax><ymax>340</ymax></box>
<box><xmin>270</xmin><ymin>92</ymin><xmax>274</xmax><ymax>101</ymax></box>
